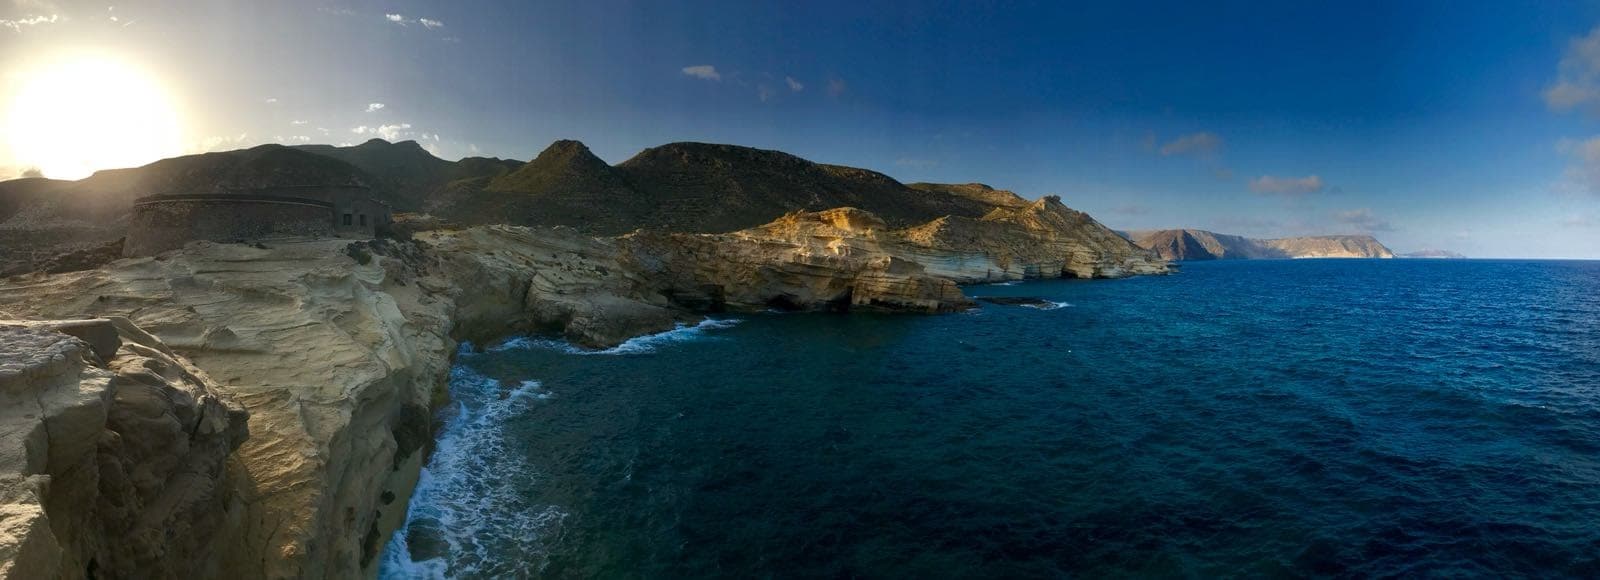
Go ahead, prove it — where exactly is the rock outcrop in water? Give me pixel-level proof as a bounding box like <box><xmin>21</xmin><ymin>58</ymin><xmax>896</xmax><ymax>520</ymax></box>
<box><xmin>1126</xmin><ymin>228</ymin><xmax>1395</xmax><ymax>260</ymax></box>
<box><xmin>0</xmin><ymin>318</ymin><xmax>246</xmax><ymax>579</ymax></box>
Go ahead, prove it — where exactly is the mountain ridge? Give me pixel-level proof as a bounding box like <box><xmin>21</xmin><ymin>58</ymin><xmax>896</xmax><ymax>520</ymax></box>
<box><xmin>1127</xmin><ymin>228</ymin><xmax>1395</xmax><ymax>260</ymax></box>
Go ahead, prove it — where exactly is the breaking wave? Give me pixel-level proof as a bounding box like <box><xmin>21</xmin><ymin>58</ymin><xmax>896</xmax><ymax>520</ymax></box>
<box><xmin>1022</xmin><ymin>301</ymin><xmax>1072</xmax><ymax>310</ymax></box>
<box><xmin>378</xmin><ymin>366</ymin><xmax>563</xmax><ymax>579</ymax></box>
<box><xmin>488</xmin><ymin>318</ymin><xmax>741</xmax><ymax>356</ymax></box>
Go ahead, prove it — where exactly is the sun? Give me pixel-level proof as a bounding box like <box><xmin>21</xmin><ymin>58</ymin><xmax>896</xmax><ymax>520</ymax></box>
<box><xmin>5</xmin><ymin>55</ymin><xmax>183</xmax><ymax>180</ymax></box>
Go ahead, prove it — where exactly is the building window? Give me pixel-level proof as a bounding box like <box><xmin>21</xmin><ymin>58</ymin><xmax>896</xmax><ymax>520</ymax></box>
<box><xmin>343</xmin><ymin>213</ymin><xmax>353</xmax><ymax>226</ymax></box>
<box><xmin>359</xmin><ymin>214</ymin><xmax>367</xmax><ymax>226</ymax></box>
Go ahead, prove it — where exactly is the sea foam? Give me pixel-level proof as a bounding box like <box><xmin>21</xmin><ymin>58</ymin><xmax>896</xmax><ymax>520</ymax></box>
<box><xmin>379</xmin><ymin>367</ymin><xmax>563</xmax><ymax>578</ymax></box>
<box><xmin>488</xmin><ymin>318</ymin><xmax>741</xmax><ymax>356</ymax></box>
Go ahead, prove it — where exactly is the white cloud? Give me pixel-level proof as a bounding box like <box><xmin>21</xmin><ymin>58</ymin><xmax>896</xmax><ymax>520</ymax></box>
<box><xmin>1556</xmin><ymin>135</ymin><xmax>1600</xmax><ymax>195</ymax></box>
<box><xmin>1249</xmin><ymin>174</ymin><xmax>1325</xmax><ymax>196</ymax></box>
<box><xmin>291</xmin><ymin>120</ymin><xmax>308</xmax><ymax>126</ymax></box>
<box><xmin>1546</xmin><ymin>26</ymin><xmax>1600</xmax><ymax>114</ymax></box>
<box><xmin>681</xmin><ymin>65</ymin><xmax>721</xmax><ymax>81</ymax></box>
<box><xmin>1158</xmin><ymin>132</ymin><xmax>1222</xmax><ymax>157</ymax></box>
<box><xmin>365</xmin><ymin>102</ymin><xmax>385</xmax><ymax>112</ymax></box>
<box><xmin>277</xmin><ymin>135</ymin><xmax>312</xmax><ymax>143</ymax></box>
<box><xmin>1333</xmin><ymin>208</ymin><xmax>1395</xmax><ymax>232</ymax></box>
<box><xmin>385</xmin><ymin>13</ymin><xmax>405</xmax><ymax>24</ymax></box>
<box><xmin>786</xmin><ymin>76</ymin><xmax>804</xmax><ymax>92</ymax></box>
<box><xmin>352</xmin><ymin>123</ymin><xmax>414</xmax><ymax>141</ymax></box>
<box><xmin>419</xmin><ymin>18</ymin><xmax>443</xmax><ymax>28</ymax></box>
<box><xmin>264</xmin><ymin>97</ymin><xmax>278</xmax><ymax>104</ymax></box>
<box><xmin>0</xmin><ymin>14</ymin><xmax>60</xmax><ymax>32</ymax></box>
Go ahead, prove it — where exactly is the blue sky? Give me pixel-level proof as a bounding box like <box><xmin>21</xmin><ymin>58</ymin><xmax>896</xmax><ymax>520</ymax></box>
<box><xmin>2</xmin><ymin>0</ymin><xmax>1599</xmax><ymax>257</ymax></box>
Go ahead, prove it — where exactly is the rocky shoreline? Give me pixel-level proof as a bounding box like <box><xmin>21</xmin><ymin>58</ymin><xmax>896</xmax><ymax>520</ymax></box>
<box><xmin>0</xmin><ymin>200</ymin><xmax>1169</xmax><ymax>578</ymax></box>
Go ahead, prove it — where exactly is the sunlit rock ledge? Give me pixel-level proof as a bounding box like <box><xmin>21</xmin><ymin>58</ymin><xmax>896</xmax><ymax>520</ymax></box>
<box><xmin>0</xmin><ymin>208</ymin><xmax>1168</xmax><ymax>578</ymax></box>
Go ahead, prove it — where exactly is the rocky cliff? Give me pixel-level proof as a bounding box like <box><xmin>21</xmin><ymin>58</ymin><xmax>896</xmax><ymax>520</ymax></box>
<box><xmin>0</xmin><ymin>317</ymin><xmax>247</xmax><ymax>579</ymax></box>
<box><xmin>1127</xmin><ymin>229</ymin><xmax>1395</xmax><ymax>260</ymax></box>
<box><xmin>0</xmin><ymin>137</ymin><xmax>1170</xmax><ymax>578</ymax></box>
<box><xmin>0</xmin><ymin>204</ymin><xmax>1070</xmax><ymax>577</ymax></box>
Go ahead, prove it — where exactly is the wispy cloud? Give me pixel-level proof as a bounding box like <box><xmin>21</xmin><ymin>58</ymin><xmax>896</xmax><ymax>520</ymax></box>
<box><xmin>419</xmin><ymin>18</ymin><xmax>443</xmax><ymax>28</ymax></box>
<box><xmin>827</xmin><ymin>77</ymin><xmax>848</xmax><ymax>97</ymax></box>
<box><xmin>1249</xmin><ymin>174</ymin><xmax>1325</xmax><ymax>196</ymax></box>
<box><xmin>786</xmin><ymin>76</ymin><xmax>804</xmax><ymax>92</ymax></box>
<box><xmin>681</xmin><ymin>65</ymin><xmax>721</xmax><ymax>81</ymax></box>
<box><xmin>0</xmin><ymin>14</ymin><xmax>60</xmax><ymax>32</ymax></box>
<box><xmin>1333</xmin><ymin>208</ymin><xmax>1395</xmax><ymax>232</ymax></box>
<box><xmin>385</xmin><ymin>13</ymin><xmax>405</xmax><ymax>24</ymax></box>
<box><xmin>264</xmin><ymin>97</ymin><xmax>278</xmax><ymax>104</ymax></box>
<box><xmin>1158</xmin><ymin>132</ymin><xmax>1222</xmax><ymax>157</ymax></box>
<box><xmin>365</xmin><ymin>102</ymin><xmax>385</xmax><ymax>113</ymax></box>
<box><xmin>1545</xmin><ymin>26</ymin><xmax>1600</xmax><ymax>114</ymax></box>
<box><xmin>291</xmin><ymin>120</ymin><xmax>308</xmax><ymax>126</ymax></box>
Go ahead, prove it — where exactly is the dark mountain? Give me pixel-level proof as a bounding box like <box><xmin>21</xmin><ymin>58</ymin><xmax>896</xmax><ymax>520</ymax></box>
<box><xmin>0</xmin><ymin>145</ymin><xmax>380</xmax><ymax>274</ymax></box>
<box><xmin>439</xmin><ymin>140</ymin><xmax>1002</xmax><ymax>235</ymax></box>
<box><xmin>293</xmin><ymin>139</ymin><xmax>518</xmax><ymax>211</ymax></box>
<box><xmin>1</xmin><ymin>137</ymin><xmax>1125</xmax><ymax>273</ymax></box>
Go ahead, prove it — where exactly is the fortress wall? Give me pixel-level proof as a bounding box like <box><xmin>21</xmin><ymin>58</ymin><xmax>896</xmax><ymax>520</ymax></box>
<box><xmin>124</xmin><ymin>196</ymin><xmax>336</xmax><ymax>256</ymax></box>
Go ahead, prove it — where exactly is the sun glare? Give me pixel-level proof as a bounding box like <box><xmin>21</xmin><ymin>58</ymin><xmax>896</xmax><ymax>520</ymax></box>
<box><xmin>5</xmin><ymin>55</ymin><xmax>183</xmax><ymax>180</ymax></box>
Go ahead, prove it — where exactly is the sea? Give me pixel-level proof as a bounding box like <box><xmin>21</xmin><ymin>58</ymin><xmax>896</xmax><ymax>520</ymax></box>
<box><xmin>380</xmin><ymin>259</ymin><xmax>1600</xmax><ymax>578</ymax></box>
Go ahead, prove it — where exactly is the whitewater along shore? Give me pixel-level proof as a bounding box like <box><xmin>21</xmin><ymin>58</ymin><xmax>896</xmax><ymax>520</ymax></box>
<box><xmin>0</xmin><ymin>204</ymin><xmax>1167</xmax><ymax>579</ymax></box>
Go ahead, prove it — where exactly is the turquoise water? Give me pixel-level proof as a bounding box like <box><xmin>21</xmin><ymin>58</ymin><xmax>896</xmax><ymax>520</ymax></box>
<box><xmin>382</xmin><ymin>259</ymin><xmax>1600</xmax><ymax>578</ymax></box>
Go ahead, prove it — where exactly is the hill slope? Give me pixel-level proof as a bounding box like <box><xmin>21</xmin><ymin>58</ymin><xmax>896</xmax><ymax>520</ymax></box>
<box><xmin>442</xmin><ymin>141</ymin><xmax>1001</xmax><ymax>234</ymax></box>
<box><xmin>0</xmin><ymin>138</ymin><xmax>1167</xmax><ymax>278</ymax></box>
<box><xmin>1128</xmin><ymin>229</ymin><xmax>1394</xmax><ymax>260</ymax></box>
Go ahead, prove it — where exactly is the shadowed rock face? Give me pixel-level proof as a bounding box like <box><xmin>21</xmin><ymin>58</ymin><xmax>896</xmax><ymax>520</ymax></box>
<box><xmin>0</xmin><ymin>318</ymin><xmax>247</xmax><ymax>580</ymax></box>
<box><xmin>1127</xmin><ymin>228</ymin><xmax>1395</xmax><ymax>260</ymax></box>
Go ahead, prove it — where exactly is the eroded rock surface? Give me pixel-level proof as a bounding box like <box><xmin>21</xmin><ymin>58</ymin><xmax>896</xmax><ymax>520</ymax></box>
<box><xmin>0</xmin><ymin>200</ymin><xmax>1167</xmax><ymax>578</ymax></box>
<box><xmin>0</xmin><ymin>318</ymin><xmax>246</xmax><ymax>579</ymax></box>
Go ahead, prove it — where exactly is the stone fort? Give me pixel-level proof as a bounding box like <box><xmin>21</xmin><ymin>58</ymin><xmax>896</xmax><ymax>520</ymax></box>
<box><xmin>124</xmin><ymin>186</ymin><xmax>392</xmax><ymax>257</ymax></box>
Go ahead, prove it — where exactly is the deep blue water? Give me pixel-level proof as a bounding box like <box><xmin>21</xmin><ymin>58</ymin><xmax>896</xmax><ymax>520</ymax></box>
<box><xmin>382</xmin><ymin>259</ymin><xmax>1600</xmax><ymax>578</ymax></box>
